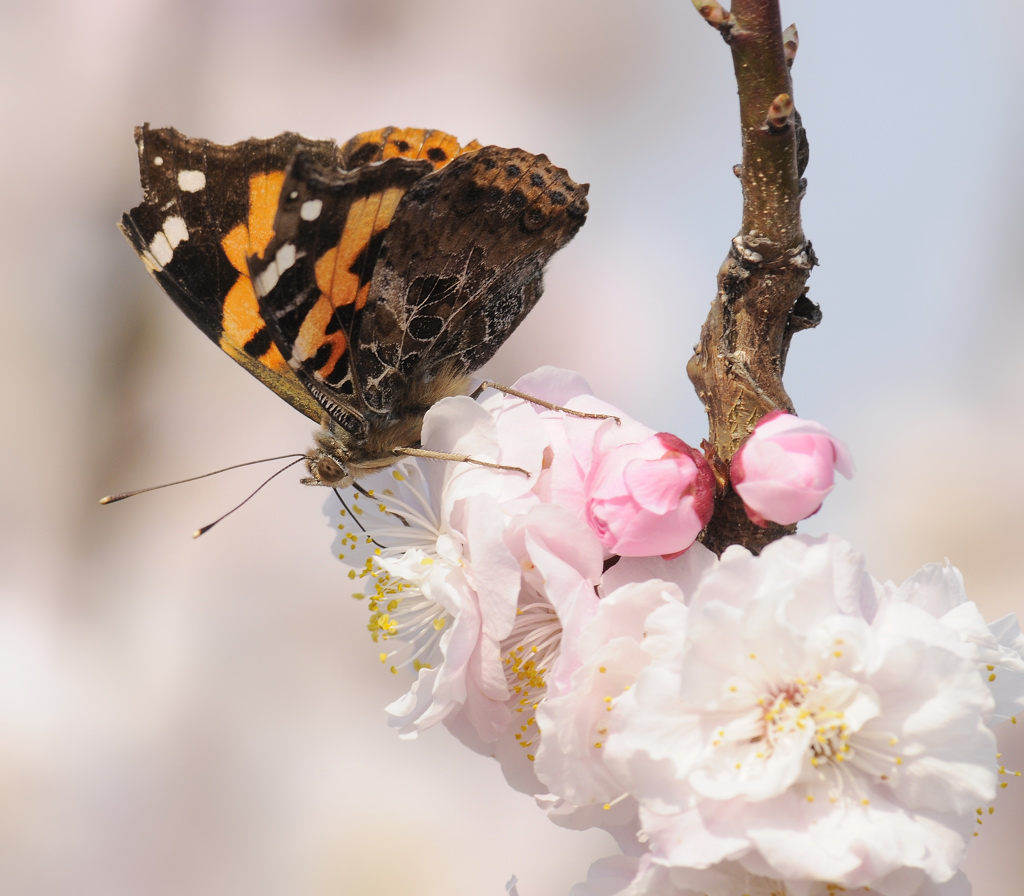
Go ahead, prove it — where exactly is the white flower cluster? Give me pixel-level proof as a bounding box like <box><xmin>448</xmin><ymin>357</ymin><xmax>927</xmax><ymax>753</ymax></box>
<box><xmin>329</xmin><ymin>369</ymin><xmax>1023</xmax><ymax>896</ymax></box>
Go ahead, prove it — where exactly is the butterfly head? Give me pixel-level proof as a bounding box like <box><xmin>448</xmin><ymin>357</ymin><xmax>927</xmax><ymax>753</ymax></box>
<box><xmin>301</xmin><ymin>418</ymin><xmax>423</xmax><ymax>488</ymax></box>
<box><xmin>302</xmin><ymin>430</ymin><xmax>356</xmax><ymax>487</ymax></box>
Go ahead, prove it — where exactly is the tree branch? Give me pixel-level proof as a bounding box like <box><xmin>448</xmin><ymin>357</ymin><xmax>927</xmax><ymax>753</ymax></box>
<box><xmin>688</xmin><ymin>0</ymin><xmax>819</xmax><ymax>555</ymax></box>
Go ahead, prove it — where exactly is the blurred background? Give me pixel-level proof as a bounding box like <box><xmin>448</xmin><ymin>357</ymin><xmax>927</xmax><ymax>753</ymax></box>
<box><xmin>2</xmin><ymin>0</ymin><xmax>1022</xmax><ymax>893</ymax></box>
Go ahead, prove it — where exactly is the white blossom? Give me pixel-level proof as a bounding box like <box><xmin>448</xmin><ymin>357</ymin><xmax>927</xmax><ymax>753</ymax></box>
<box><xmin>877</xmin><ymin>561</ymin><xmax>1024</xmax><ymax>724</ymax></box>
<box><xmin>323</xmin><ymin>369</ymin><xmax>1022</xmax><ymax>896</ymax></box>
<box><xmin>600</xmin><ymin>536</ymin><xmax>997</xmax><ymax>891</ymax></box>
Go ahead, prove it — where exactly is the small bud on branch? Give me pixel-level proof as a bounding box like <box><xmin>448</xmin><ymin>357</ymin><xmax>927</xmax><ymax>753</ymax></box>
<box><xmin>783</xmin><ymin>24</ymin><xmax>798</xmax><ymax>67</ymax></box>
<box><xmin>765</xmin><ymin>93</ymin><xmax>794</xmax><ymax>131</ymax></box>
<box><xmin>692</xmin><ymin>0</ymin><xmax>734</xmax><ymax>33</ymax></box>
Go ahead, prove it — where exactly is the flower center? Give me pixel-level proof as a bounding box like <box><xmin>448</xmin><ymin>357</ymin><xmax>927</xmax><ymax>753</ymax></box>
<box><xmin>747</xmin><ymin>666</ymin><xmax>904</xmax><ymax>803</ymax></box>
<box><xmin>504</xmin><ymin>595</ymin><xmax>562</xmax><ymax>754</ymax></box>
<box><xmin>761</xmin><ymin>681</ymin><xmax>853</xmax><ymax>765</ymax></box>
<box><xmin>338</xmin><ymin>465</ymin><xmax>454</xmax><ymax>675</ymax></box>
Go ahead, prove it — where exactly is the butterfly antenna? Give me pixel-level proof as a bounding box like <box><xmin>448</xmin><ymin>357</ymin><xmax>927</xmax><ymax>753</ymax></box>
<box><xmin>99</xmin><ymin>455</ymin><xmax>307</xmax><ymax>505</ymax></box>
<box><xmin>332</xmin><ymin>488</ymin><xmax>390</xmax><ymax>551</ymax></box>
<box><xmin>332</xmin><ymin>478</ymin><xmax>412</xmax><ymax>544</ymax></box>
<box><xmin>193</xmin><ymin>457</ymin><xmax>307</xmax><ymax>538</ymax></box>
<box><xmin>354</xmin><ymin>480</ymin><xmax>411</xmax><ymax>528</ymax></box>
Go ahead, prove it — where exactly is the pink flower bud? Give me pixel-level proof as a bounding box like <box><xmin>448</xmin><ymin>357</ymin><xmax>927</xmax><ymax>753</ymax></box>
<box><xmin>585</xmin><ymin>433</ymin><xmax>716</xmax><ymax>557</ymax></box>
<box><xmin>730</xmin><ymin>410</ymin><xmax>854</xmax><ymax>527</ymax></box>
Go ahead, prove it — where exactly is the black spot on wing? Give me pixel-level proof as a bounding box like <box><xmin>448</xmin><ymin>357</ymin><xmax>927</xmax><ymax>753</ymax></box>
<box><xmin>308</xmin><ymin>343</ymin><xmax>334</xmax><ymax>372</ymax></box>
<box><xmin>344</xmin><ymin>142</ymin><xmax>382</xmax><ymax>168</ymax></box>
<box><xmin>323</xmin><ymin>312</ymin><xmax>345</xmax><ymax>336</ymax></box>
<box><xmin>452</xmin><ymin>182</ymin><xmax>484</xmax><ymax>217</ymax></box>
<box><xmin>357</xmin><ymin>350</ymin><xmax>387</xmax><ymax>387</ymax></box>
<box><xmin>521</xmin><ymin>205</ymin><xmax>549</xmax><ymax>232</ymax></box>
<box><xmin>408</xmin><ymin>315</ymin><xmax>444</xmax><ymax>340</ymax></box>
<box><xmin>347</xmin><ymin>227</ymin><xmax>388</xmax><ymax>288</ymax></box>
<box><xmin>243</xmin><ymin>327</ymin><xmax>273</xmax><ymax>357</ymax></box>
<box><xmin>407</xmin><ymin>275</ymin><xmax>461</xmax><ymax>313</ymax></box>
<box><xmin>507</xmin><ymin>189</ymin><xmax>528</xmax><ymax>210</ymax></box>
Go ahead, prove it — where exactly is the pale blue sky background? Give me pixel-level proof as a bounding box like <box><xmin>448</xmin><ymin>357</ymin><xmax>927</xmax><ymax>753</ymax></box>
<box><xmin>2</xmin><ymin>1</ymin><xmax>1021</xmax><ymax>893</ymax></box>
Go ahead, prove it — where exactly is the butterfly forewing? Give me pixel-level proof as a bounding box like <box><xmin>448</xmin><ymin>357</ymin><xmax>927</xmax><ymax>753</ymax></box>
<box><xmin>246</xmin><ymin>154</ymin><xmax>435</xmax><ymax>429</ymax></box>
<box><xmin>121</xmin><ymin>126</ymin><xmax>351</xmax><ymax>421</ymax></box>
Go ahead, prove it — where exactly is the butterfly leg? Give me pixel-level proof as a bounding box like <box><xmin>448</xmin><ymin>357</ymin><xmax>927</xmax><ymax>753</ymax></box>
<box><xmin>393</xmin><ymin>446</ymin><xmax>529</xmax><ymax>476</ymax></box>
<box><xmin>475</xmin><ymin>381</ymin><xmax>621</xmax><ymax>425</ymax></box>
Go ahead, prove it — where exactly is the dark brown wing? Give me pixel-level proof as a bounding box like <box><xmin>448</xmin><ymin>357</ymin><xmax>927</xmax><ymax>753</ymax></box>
<box><xmin>355</xmin><ymin>145</ymin><xmax>589</xmax><ymax>417</ymax></box>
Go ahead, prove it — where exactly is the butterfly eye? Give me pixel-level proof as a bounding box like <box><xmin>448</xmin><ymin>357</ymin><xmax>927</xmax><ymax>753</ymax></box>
<box><xmin>315</xmin><ymin>456</ymin><xmax>349</xmax><ymax>487</ymax></box>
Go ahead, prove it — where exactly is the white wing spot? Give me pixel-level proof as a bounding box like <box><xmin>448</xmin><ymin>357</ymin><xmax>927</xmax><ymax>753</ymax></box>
<box><xmin>148</xmin><ymin>216</ymin><xmax>189</xmax><ymax>266</ymax></box>
<box><xmin>300</xmin><ymin>199</ymin><xmax>323</xmax><ymax>221</ymax></box>
<box><xmin>288</xmin><ymin>190</ymin><xmax>299</xmax><ymax>200</ymax></box>
<box><xmin>255</xmin><ymin>266</ymin><xmax>279</xmax><ymax>297</ymax></box>
<box><xmin>149</xmin><ymin>233</ymin><xmax>173</xmax><ymax>267</ymax></box>
<box><xmin>177</xmin><ymin>169</ymin><xmax>207</xmax><ymax>192</ymax></box>
<box><xmin>162</xmin><ymin>216</ymin><xmax>188</xmax><ymax>248</ymax></box>
<box><xmin>254</xmin><ymin>243</ymin><xmax>302</xmax><ymax>296</ymax></box>
<box><xmin>153</xmin><ymin>156</ymin><xmax>164</xmax><ymax>166</ymax></box>
<box><xmin>276</xmin><ymin>243</ymin><xmax>297</xmax><ymax>274</ymax></box>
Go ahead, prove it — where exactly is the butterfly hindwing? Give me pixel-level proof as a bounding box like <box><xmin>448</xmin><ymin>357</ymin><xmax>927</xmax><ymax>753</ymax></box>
<box><xmin>355</xmin><ymin>145</ymin><xmax>589</xmax><ymax>416</ymax></box>
<box><xmin>338</xmin><ymin>126</ymin><xmax>483</xmax><ymax>169</ymax></box>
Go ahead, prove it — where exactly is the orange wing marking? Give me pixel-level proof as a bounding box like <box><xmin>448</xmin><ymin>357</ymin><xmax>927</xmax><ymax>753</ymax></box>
<box><xmin>218</xmin><ymin>172</ymin><xmax>291</xmax><ymax>373</ymax></box>
<box><xmin>314</xmin><ymin>185</ymin><xmax>409</xmax><ymax>314</ymax></box>
<box><xmin>345</xmin><ymin>127</ymin><xmax>483</xmax><ymax>170</ymax></box>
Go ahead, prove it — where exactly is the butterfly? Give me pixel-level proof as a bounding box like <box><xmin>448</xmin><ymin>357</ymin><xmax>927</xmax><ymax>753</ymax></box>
<box><xmin>119</xmin><ymin>125</ymin><xmax>589</xmax><ymax>488</ymax></box>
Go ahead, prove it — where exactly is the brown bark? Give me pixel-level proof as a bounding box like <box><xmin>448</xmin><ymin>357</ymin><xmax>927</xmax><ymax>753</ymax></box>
<box><xmin>688</xmin><ymin>0</ymin><xmax>820</xmax><ymax>555</ymax></box>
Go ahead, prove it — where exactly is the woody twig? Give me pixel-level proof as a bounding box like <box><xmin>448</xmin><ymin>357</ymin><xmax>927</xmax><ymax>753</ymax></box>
<box><xmin>687</xmin><ymin>0</ymin><xmax>820</xmax><ymax>555</ymax></box>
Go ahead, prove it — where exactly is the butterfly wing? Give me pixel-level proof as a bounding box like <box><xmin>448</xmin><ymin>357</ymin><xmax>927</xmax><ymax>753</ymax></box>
<box><xmin>355</xmin><ymin>145</ymin><xmax>589</xmax><ymax>417</ymax></box>
<box><xmin>119</xmin><ymin>124</ymin><xmax>341</xmax><ymax>421</ymax></box>
<box><xmin>338</xmin><ymin>126</ymin><xmax>483</xmax><ymax>169</ymax></box>
<box><xmin>246</xmin><ymin>129</ymin><xmax>486</xmax><ymax>432</ymax></box>
<box><xmin>246</xmin><ymin>153</ymin><xmax>434</xmax><ymax>433</ymax></box>
<box><xmin>120</xmin><ymin>124</ymin><xmax>588</xmax><ymax>485</ymax></box>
